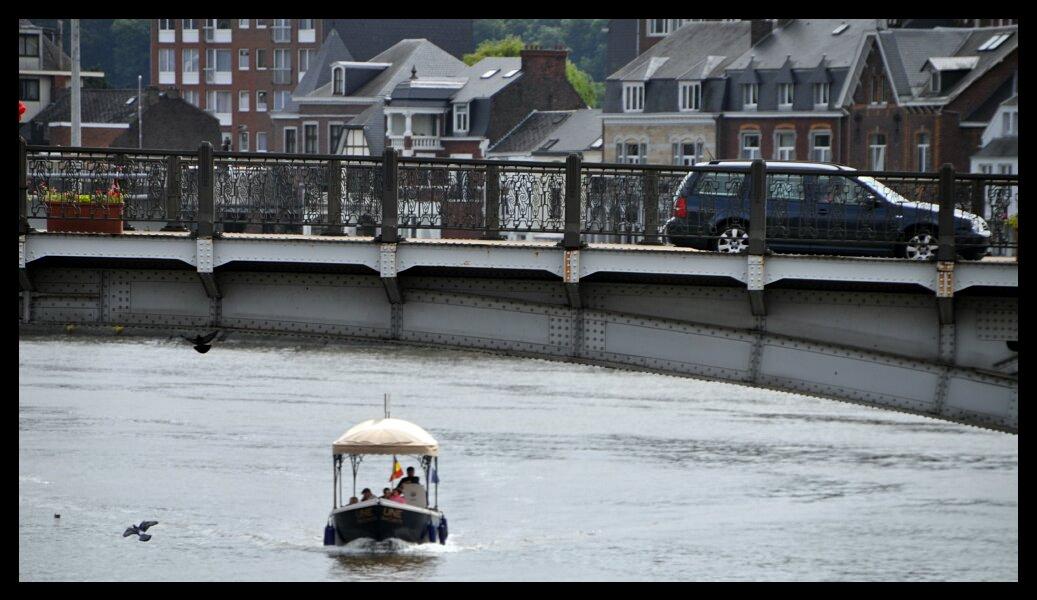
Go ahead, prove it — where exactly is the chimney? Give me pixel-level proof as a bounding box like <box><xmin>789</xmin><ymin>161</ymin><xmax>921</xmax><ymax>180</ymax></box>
<box><xmin>520</xmin><ymin>45</ymin><xmax>568</xmax><ymax>80</ymax></box>
<box><xmin>750</xmin><ymin>19</ymin><xmax>775</xmax><ymax>46</ymax></box>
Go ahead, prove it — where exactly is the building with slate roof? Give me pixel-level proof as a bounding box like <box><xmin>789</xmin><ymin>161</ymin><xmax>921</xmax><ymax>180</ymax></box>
<box><xmin>23</xmin><ymin>87</ymin><xmax>221</xmax><ymax>149</ymax></box>
<box><xmin>19</xmin><ymin>19</ymin><xmax>105</xmax><ymax>123</ymax></box>
<box><xmin>487</xmin><ymin>109</ymin><xmax>603</xmax><ymax>162</ymax></box>
<box><xmin>843</xmin><ymin>24</ymin><xmax>1017</xmax><ymax>171</ymax></box>
<box><xmin>602</xmin><ymin>21</ymin><xmax>757</xmax><ymax>165</ymax></box>
<box><xmin>272</xmin><ymin>37</ymin><xmax>466</xmax><ymax>155</ymax></box>
<box><xmin>382</xmin><ymin>47</ymin><xmax>585</xmax><ymax>159</ymax></box>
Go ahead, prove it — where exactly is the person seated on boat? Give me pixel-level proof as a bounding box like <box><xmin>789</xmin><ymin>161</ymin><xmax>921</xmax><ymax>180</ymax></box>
<box><xmin>360</xmin><ymin>488</ymin><xmax>376</xmax><ymax>502</ymax></box>
<box><xmin>387</xmin><ymin>488</ymin><xmax>407</xmax><ymax>504</ymax></box>
<box><xmin>381</xmin><ymin>487</ymin><xmax>392</xmax><ymax>499</ymax></box>
<box><xmin>348</xmin><ymin>496</ymin><xmax>359</xmax><ymax>505</ymax></box>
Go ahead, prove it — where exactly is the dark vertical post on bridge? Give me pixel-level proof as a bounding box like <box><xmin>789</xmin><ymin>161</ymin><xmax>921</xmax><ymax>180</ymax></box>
<box><xmin>748</xmin><ymin>159</ymin><xmax>767</xmax><ymax>256</ymax></box>
<box><xmin>380</xmin><ymin>148</ymin><xmax>399</xmax><ymax>243</ymax></box>
<box><xmin>747</xmin><ymin>159</ymin><xmax>767</xmax><ymax>316</ymax></box>
<box><xmin>937</xmin><ymin>163</ymin><xmax>956</xmax><ymax>262</ymax></box>
<box><xmin>19</xmin><ymin>136</ymin><xmax>31</xmax><ymax>236</ymax></box>
<box><xmin>481</xmin><ymin>163</ymin><xmax>501</xmax><ymax>240</ymax></box>
<box><xmin>323</xmin><ymin>159</ymin><xmax>343</xmax><ymax>236</ymax></box>
<box><xmin>562</xmin><ymin>153</ymin><xmax>582</xmax><ymax>249</ymax></box>
<box><xmin>936</xmin><ymin>163</ymin><xmax>956</xmax><ymax>325</ymax></box>
<box><xmin>161</xmin><ymin>154</ymin><xmax>186</xmax><ymax>231</ymax></box>
<box><xmin>197</xmin><ymin>141</ymin><xmax>215</xmax><ymax>238</ymax></box>
<box><xmin>640</xmin><ymin>170</ymin><xmax>662</xmax><ymax>245</ymax></box>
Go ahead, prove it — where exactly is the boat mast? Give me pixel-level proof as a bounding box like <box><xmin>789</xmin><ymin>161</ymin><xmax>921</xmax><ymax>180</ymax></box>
<box><xmin>384</xmin><ymin>392</ymin><xmax>390</xmax><ymax>419</ymax></box>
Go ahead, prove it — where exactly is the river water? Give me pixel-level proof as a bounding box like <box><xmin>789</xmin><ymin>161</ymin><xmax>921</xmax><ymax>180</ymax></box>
<box><xmin>19</xmin><ymin>335</ymin><xmax>1017</xmax><ymax>581</ymax></box>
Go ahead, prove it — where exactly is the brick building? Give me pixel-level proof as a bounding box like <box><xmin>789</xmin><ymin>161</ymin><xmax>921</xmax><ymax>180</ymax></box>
<box><xmin>150</xmin><ymin>18</ymin><xmax>326</xmax><ymax>151</ymax></box>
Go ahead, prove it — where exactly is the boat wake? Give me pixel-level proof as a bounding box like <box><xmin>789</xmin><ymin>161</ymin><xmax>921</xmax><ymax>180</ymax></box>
<box><xmin>324</xmin><ymin>537</ymin><xmax>461</xmax><ymax>555</ymax></box>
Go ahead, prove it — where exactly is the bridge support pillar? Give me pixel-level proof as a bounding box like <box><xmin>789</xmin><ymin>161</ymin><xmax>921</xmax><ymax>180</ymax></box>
<box><xmin>936</xmin><ymin>261</ymin><xmax>954</xmax><ymax>325</ymax></box>
<box><xmin>746</xmin><ymin>254</ymin><xmax>766</xmax><ymax>316</ymax></box>
<box><xmin>380</xmin><ymin>243</ymin><xmax>403</xmax><ymax>304</ymax></box>
<box><xmin>196</xmin><ymin>238</ymin><xmax>221</xmax><ymax>299</ymax></box>
<box><xmin>563</xmin><ymin>249</ymin><xmax>581</xmax><ymax>309</ymax></box>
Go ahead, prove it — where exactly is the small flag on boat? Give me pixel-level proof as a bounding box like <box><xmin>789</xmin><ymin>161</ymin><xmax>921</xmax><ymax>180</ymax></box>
<box><xmin>389</xmin><ymin>456</ymin><xmax>403</xmax><ymax>482</ymax></box>
<box><xmin>431</xmin><ymin>467</ymin><xmax>440</xmax><ymax>484</ymax></box>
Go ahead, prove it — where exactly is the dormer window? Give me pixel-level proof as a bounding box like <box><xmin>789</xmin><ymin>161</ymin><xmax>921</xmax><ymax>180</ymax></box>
<box><xmin>332</xmin><ymin>66</ymin><xmax>344</xmax><ymax>95</ymax></box>
<box><xmin>777</xmin><ymin>83</ymin><xmax>794</xmax><ymax>110</ymax></box>
<box><xmin>742</xmin><ymin>83</ymin><xmax>758</xmax><ymax>111</ymax></box>
<box><xmin>19</xmin><ymin>33</ymin><xmax>40</xmax><ymax>58</ymax></box>
<box><xmin>623</xmin><ymin>82</ymin><xmax>645</xmax><ymax>112</ymax></box>
<box><xmin>813</xmin><ymin>82</ymin><xmax>830</xmax><ymax>108</ymax></box>
<box><xmin>454</xmin><ymin>103</ymin><xmax>469</xmax><ymax>134</ymax></box>
<box><xmin>679</xmin><ymin>81</ymin><xmax>701</xmax><ymax>111</ymax></box>
<box><xmin>869</xmin><ymin>76</ymin><xmax>884</xmax><ymax>105</ymax></box>
<box><xmin>929</xmin><ymin>71</ymin><xmax>941</xmax><ymax>94</ymax></box>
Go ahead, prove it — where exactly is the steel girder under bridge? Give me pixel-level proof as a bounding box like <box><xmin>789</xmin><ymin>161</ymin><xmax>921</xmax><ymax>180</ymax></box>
<box><xmin>19</xmin><ymin>232</ymin><xmax>1018</xmax><ymax>433</ymax></box>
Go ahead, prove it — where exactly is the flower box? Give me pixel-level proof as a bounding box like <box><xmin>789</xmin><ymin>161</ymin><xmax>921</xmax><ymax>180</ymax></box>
<box><xmin>44</xmin><ymin>191</ymin><xmax>125</xmax><ymax>234</ymax></box>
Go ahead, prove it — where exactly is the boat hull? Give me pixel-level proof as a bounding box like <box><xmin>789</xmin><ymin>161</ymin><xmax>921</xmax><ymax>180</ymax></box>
<box><xmin>330</xmin><ymin>500</ymin><xmax>442</xmax><ymax>544</ymax></box>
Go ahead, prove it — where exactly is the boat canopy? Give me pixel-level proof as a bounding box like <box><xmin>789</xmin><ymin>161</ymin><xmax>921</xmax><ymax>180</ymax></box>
<box><xmin>332</xmin><ymin>418</ymin><xmax>439</xmax><ymax>456</ymax></box>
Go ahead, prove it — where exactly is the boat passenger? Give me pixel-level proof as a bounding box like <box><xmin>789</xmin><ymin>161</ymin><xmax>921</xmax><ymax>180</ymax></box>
<box><xmin>360</xmin><ymin>488</ymin><xmax>375</xmax><ymax>501</ymax></box>
<box><xmin>388</xmin><ymin>488</ymin><xmax>407</xmax><ymax>504</ymax></box>
<box><xmin>348</xmin><ymin>496</ymin><xmax>359</xmax><ymax>505</ymax></box>
<box><xmin>398</xmin><ymin>467</ymin><xmax>420</xmax><ymax>486</ymax></box>
<box><xmin>381</xmin><ymin>487</ymin><xmax>392</xmax><ymax>499</ymax></box>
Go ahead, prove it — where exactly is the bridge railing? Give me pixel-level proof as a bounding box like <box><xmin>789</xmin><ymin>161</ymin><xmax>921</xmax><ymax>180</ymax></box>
<box><xmin>21</xmin><ymin>141</ymin><xmax>1018</xmax><ymax>259</ymax></box>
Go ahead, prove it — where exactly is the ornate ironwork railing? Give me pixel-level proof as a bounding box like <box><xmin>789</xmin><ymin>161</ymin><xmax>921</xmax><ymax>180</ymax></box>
<box><xmin>20</xmin><ymin>142</ymin><xmax>1018</xmax><ymax>260</ymax></box>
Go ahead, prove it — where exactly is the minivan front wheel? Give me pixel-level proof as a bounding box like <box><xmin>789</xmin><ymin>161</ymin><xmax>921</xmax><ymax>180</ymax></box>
<box><xmin>901</xmin><ymin>230</ymin><xmax>939</xmax><ymax>260</ymax></box>
<box><xmin>714</xmin><ymin>225</ymin><xmax>750</xmax><ymax>254</ymax></box>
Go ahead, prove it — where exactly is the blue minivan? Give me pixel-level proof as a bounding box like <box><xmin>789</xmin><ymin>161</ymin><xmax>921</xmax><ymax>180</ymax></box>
<box><xmin>663</xmin><ymin>161</ymin><xmax>991</xmax><ymax>260</ymax></box>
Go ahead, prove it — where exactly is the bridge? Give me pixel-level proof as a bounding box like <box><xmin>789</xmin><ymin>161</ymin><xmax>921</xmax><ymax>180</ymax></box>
<box><xmin>18</xmin><ymin>142</ymin><xmax>1019</xmax><ymax>433</ymax></box>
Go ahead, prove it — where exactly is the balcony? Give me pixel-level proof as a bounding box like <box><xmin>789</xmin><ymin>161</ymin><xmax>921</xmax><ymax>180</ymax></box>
<box><xmin>205</xmin><ymin>69</ymin><xmax>232</xmax><ymax>85</ymax></box>
<box><xmin>389</xmin><ymin>135</ymin><xmax>442</xmax><ymax>151</ymax></box>
<box><xmin>183</xmin><ymin>28</ymin><xmax>198</xmax><ymax>43</ymax></box>
<box><xmin>158</xmin><ymin>71</ymin><xmax>176</xmax><ymax>85</ymax></box>
<box><xmin>158</xmin><ymin>29</ymin><xmax>175</xmax><ymax>43</ymax></box>
<box><xmin>203</xmin><ymin>27</ymin><xmax>232</xmax><ymax>43</ymax></box>
<box><xmin>298</xmin><ymin>28</ymin><xmax>315</xmax><ymax>43</ymax></box>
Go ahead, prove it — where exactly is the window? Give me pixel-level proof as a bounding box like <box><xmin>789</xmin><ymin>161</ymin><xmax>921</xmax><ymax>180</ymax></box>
<box><xmin>183</xmin><ymin>89</ymin><xmax>199</xmax><ymax>107</ymax></box>
<box><xmin>329</xmin><ymin>123</ymin><xmax>345</xmax><ymax>153</ymax></box>
<box><xmin>869</xmin><ymin>133</ymin><xmax>886</xmax><ymax>170</ymax></box>
<box><xmin>273</xmin><ymin>49</ymin><xmax>291</xmax><ymax>84</ymax></box>
<box><xmin>299</xmin><ymin>49</ymin><xmax>312</xmax><ymax>80</ymax></box>
<box><xmin>159</xmin><ymin>19</ymin><xmax>175</xmax><ymax>30</ymax></box>
<box><xmin>980</xmin><ymin>164</ymin><xmax>993</xmax><ymax>175</ymax></box>
<box><xmin>617</xmin><ymin>141</ymin><xmax>646</xmax><ymax>164</ymax></box>
<box><xmin>238</xmin><ymin>49</ymin><xmax>249</xmax><ymax>71</ymax></box>
<box><xmin>742</xmin><ymin>83</ymin><xmax>758</xmax><ymax>110</ymax></box>
<box><xmin>238</xmin><ymin>19</ymin><xmax>249</xmax><ymax>29</ymax></box>
<box><xmin>299</xmin><ymin>19</ymin><xmax>314</xmax><ymax>30</ymax></box>
<box><xmin>158</xmin><ymin>48</ymin><xmax>176</xmax><ymax>84</ymax></box>
<box><xmin>19</xmin><ymin>33</ymin><xmax>39</xmax><ymax>57</ymax></box>
<box><xmin>256</xmin><ymin>90</ymin><xmax>268</xmax><ymax>112</ymax></box>
<box><xmin>623</xmin><ymin>82</ymin><xmax>644</xmax><ymax>112</ymax></box>
<box><xmin>182</xmin><ymin>19</ymin><xmax>196</xmax><ymax>29</ymax></box>
<box><xmin>999</xmin><ymin>163</ymin><xmax>1013</xmax><ymax>175</ymax></box>
<box><xmin>181</xmin><ymin>48</ymin><xmax>199</xmax><ymax>84</ymax></box>
<box><xmin>303</xmin><ymin>123</ymin><xmax>318</xmax><ymax>154</ymax></box>
<box><xmin>273</xmin><ymin>19</ymin><xmax>291</xmax><ymax>43</ymax></box>
<box><xmin>914</xmin><ymin>132</ymin><xmax>931</xmax><ymax>172</ymax></box>
<box><xmin>813</xmin><ymin>82</ymin><xmax>830</xmax><ymax>108</ymax></box>
<box><xmin>206</xmin><ymin>90</ymin><xmax>231</xmax><ymax>114</ymax></box>
<box><xmin>332</xmin><ymin>67</ymin><xmax>344</xmax><ymax>95</ymax></box>
<box><xmin>777</xmin><ymin>83</ymin><xmax>794</xmax><ymax>110</ymax></box>
<box><xmin>256</xmin><ymin>49</ymin><xmax>268</xmax><ymax>70</ymax></box>
<box><xmin>205</xmin><ymin>48</ymin><xmax>232</xmax><ymax>84</ymax></box>
<box><xmin>239</xmin><ymin>131</ymin><xmax>249</xmax><ymax>152</ymax></box>
<box><xmin>740</xmin><ymin>132</ymin><xmax>761</xmax><ymax>159</ymax></box>
<box><xmin>454</xmin><ymin>103</ymin><xmax>469</xmax><ymax>133</ymax></box>
<box><xmin>870</xmin><ymin>76</ymin><xmax>884</xmax><ymax>104</ymax></box>
<box><xmin>673</xmin><ymin>140</ymin><xmax>704</xmax><ymax>165</ymax></box>
<box><xmin>238</xmin><ymin>90</ymin><xmax>250</xmax><ymax>112</ymax></box>
<box><xmin>810</xmin><ymin>130</ymin><xmax>832</xmax><ymax>162</ymax></box>
<box><xmin>1002</xmin><ymin>111</ymin><xmax>1015</xmax><ymax>136</ymax></box>
<box><xmin>284</xmin><ymin>127</ymin><xmax>297</xmax><ymax>153</ymax></box>
<box><xmin>647</xmin><ymin>19</ymin><xmax>684</xmax><ymax>36</ymax></box>
<box><xmin>19</xmin><ymin>78</ymin><xmax>40</xmax><ymax>101</ymax></box>
<box><xmin>679</xmin><ymin>81</ymin><xmax>701</xmax><ymax>111</ymax></box>
<box><xmin>182</xmin><ymin>19</ymin><xmax>198</xmax><ymax>42</ymax></box>
<box><xmin>256</xmin><ymin>19</ymin><xmax>269</xmax><ymax>29</ymax></box>
<box><xmin>273</xmin><ymin>90</ymin><xmax>291</xmax><ymax>111</ymax></box>
<box><xmin>203</xmin><ymin>19</ymin><xmax>231</xmax><ymax>42</ymax></box>
<box><xmin>774</xmin><ymin>130</ymin><xmax>795</xmax><ymax>160</ymax></box>
<box><xmin>344</xmin><ymin>129</ymin><xmax>369</xmax><ymax>155</ymax></box>
<box><xmin>256</xmin><ymin>132</ymin><xmax>268</xmax><ymax>152</ymax></box>
<box><xmin>930</xmin><ymin>71</ymin><xmax>941</xmax><ymax>94</ymax></box>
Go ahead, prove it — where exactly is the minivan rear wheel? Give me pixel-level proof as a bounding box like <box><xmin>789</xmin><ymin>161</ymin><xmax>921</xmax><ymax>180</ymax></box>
<box><xmin>714</xmin><ymin>225</ymin><xmax>750</xmax><ymax>254</ymax></box>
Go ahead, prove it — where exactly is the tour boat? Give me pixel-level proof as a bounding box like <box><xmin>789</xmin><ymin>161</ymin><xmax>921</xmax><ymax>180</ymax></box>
<box><xmin>324</xmin><ymin>402</ymin><xmax>447</xmax><ymax>546</ymax></box>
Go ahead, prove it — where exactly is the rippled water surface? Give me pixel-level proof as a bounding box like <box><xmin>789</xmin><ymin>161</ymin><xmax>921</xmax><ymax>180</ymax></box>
<box><xmin>19</xmin><ymin>336</ymin><xmax>1017</xmax><ymax>581</ymax></box>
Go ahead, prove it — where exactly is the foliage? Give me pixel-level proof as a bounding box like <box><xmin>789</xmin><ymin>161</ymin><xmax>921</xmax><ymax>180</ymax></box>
<box><xmin>463</xmin><ymin>35</ymin><xmax>603</xmax><ymax>107</ymax></box>
<box><xmin>26</xmin><ymin>18</ymin><xmax>150</xmax><ymax>88</ymax></box>
<box><xmin>474</xmin><ymin>19</ymin><xmax>608</xmax><ymax>80</ymax></box>
<box><xmin>1008</xmin><ymin>214</ymin><xmax>1018</xmax><ymax>229</ymax></box>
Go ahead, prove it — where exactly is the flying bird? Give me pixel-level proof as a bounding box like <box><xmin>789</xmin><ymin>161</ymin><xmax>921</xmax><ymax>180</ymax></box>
<box><xmin>182</xmin><ymin>330</ymin><xmax>226</xmax><ymax>353</ymax></box>
<box><xmin>123</xmin><ymin>520</ymin><xmax>159</xmax><ymax>542</ymax></box>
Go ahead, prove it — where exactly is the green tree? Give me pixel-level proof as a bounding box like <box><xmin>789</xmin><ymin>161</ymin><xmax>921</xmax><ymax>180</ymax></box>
<box><xmin>463</xmin><ymin>36</ymin><xmax>602</xmax><ymax>107</ymax></box>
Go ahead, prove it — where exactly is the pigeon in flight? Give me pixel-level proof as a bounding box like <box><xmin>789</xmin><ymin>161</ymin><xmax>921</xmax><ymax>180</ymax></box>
<box><xmin>182</xmin><ymin>330</ymin><xmax>227</xmax><ymax>353</ymax></box>
<box><xmin>123</xmin><ymin>520</ymin><xmax>159</xmax><ymax>542</ymax></box>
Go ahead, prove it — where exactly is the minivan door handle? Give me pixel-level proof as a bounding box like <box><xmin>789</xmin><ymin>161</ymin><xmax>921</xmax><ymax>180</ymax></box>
<box><xmin>816</xmin><ymin>207</ymin><xmax>829</xmax><ymax>215</ymax></box>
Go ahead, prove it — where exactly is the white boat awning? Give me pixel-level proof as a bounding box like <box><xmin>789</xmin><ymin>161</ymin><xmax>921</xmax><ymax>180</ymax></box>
<box><xmin>332</xmin><ymin>418</ymin><xmax>439</xmax><ymax>456</ymax></box>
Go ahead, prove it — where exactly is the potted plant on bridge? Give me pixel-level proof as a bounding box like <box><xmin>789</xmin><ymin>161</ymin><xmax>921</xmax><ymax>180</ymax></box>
<box><xmin>44</xmin><ymin>182</ymin><xmax>125</xmax><ymax>234</ymax></box>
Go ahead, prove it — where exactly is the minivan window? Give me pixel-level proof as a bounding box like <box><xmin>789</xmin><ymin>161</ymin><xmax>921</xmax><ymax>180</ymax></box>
<box><xmin>691</xmin><ymin>172</ymin><xmax>745</xmax><ymax>198</ymax></box>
